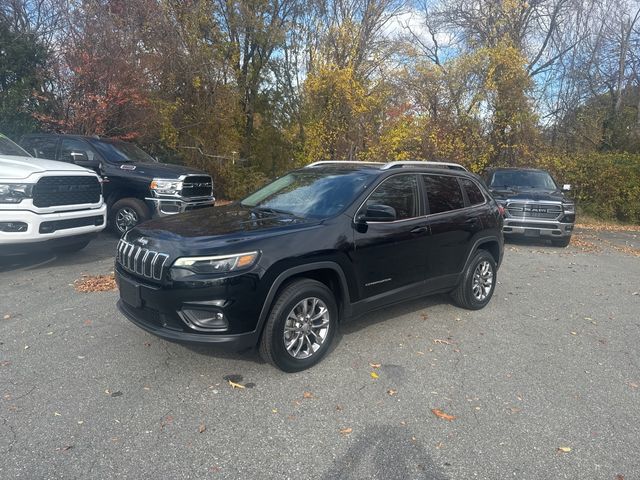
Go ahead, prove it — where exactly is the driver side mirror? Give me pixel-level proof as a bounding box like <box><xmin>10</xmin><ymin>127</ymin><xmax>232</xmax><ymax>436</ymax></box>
<box><xmin>358</xmin><ymin>204</ymin><xmax>397</xmax><ymax>223</ymax></box>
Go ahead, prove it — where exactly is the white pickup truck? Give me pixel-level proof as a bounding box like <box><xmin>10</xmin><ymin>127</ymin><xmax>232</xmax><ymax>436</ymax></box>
<box><xmin>0</xmin><ymin>133</ymin><xmax>107</xmax><ymax>255</ymax></box>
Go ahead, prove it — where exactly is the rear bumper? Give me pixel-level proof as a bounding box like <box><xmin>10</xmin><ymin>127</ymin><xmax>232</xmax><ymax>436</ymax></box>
<box><xmin>145</xmin><ymin>197</ymin><xmax>215</xmax><ymax>217</ymax></box>
<box><xmin>0</xmin><ymin>204</ymin><xmax>106</xmax><ymax>246</ymax></box>
<box><xmin>503</xmin><ymin>218</ymin><xmax>574</xmax><ymax>238</ymax></box>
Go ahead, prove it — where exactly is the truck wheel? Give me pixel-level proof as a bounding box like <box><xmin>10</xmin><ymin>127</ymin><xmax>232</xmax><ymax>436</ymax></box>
<box><xmin>552</xmin><ymin>236</ymin><xmax>571</xmax><ymax>247</ymax></box>
<box><xmin>110</xmin><ymin>198</ymin><xmax>150</xmax><ymax>234</ymax></box>
<box><xmin>259</xmin><ymin>279</ymin><xmax>338</xmax><ymax>372</ymax></box>
<box><xmin>52</xmin><ymin>239</ymin><xmax>91</xmax><ymax>254</ymax></box>
<box><xmin>451</xmin><ymin>250</ymin><xmax>497</xmax><ymax>310</ymax></box>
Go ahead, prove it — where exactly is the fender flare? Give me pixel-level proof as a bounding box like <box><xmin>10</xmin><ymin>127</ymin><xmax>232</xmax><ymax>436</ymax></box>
<box><xmin>254</xmin><ymin>261</ymin><xmax>352</xmax><ymax>337</ymax></box>
<box><xmin>461</xmin><ymin>235</ymin><xmax>502</xmax><ymax>273</ymax></box>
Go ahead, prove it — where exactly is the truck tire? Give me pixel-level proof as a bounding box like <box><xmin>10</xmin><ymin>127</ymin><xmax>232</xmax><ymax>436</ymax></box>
<box><xmin>110</xmin><ymin>198</ymin><xmax>150</xmax><ymax>234</ymax></box>
<box><xmin>552</xmin><ymin>236</ymin><xmax>571</xmax><ymax>247</ymax></box>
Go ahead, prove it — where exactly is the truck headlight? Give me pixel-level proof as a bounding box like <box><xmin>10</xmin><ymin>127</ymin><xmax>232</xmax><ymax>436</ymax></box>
<box><xmin>563</xmin><ymin>202</ymin><xmax>575</xmax><ymax>214</ymax></box>
<box><xmin>172</xmin><ymin>252</ymin><xmax>259</xmax><ymax>274</ymax></box>
<box><xmin>150</xmin><ymin>178</ymin><xmax>182</xmax><ymax>195</ymax></box>
<box><xmin>0</xmin><ymin>184</ymin><xmax>33</xmax><ymax>203</ymax></box>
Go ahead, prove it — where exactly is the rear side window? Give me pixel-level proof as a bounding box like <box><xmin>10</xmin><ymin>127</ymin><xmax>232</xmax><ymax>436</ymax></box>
<box><xmin>422</xmin><ymin>174</ymin><xmax>465</xmax><ymax>214</ymax></box>
<box><xmin>460</xmin><ymin>178</ymin><xmax>485</xmax><ymax>205</ymax></box>
<box><xmin>21</xmin><ymin>137</ymin><xmax>57</xmax><ymax>160</ymax></box>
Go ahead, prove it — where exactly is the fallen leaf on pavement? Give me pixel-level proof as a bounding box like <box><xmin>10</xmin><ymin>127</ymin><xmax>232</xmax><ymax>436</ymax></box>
<box><xmin>0</xmin><ymin>361</ymin><xmax>10</xmax><ymax>367</ymax></box>
<box><xmin>431</xmin><ymin>409</ymin><xmax>456</xmax><ymax>421</ymax></box>
<box><xmin>570</xmin><ymin>331</ymin><xmax>577</xmax><ymax>335</ymax></box>
<box><xmin>616</xmin><ymin>474</ymin><xmax>625</xmax><ymax>480</ymax></box>
<box><xmin>74</xmin><ymin>274</ymin><xmax>117</xmax><ymax>292</ymax></box>
<box><xmin>61</xmin><ymin>445</ymin><xmax>73</xmax><ymax>451</ymax></box>
<box><xmin>369</xmin><ymin>362</ymin><xmax>381</xmax><ymax>369</ymax></box>
<box><xmin>557</xmin><ymin>447</ymin><xmax>571</xmax><ymax>453</ymax></box>
<box><xmin>335</xmin><ymin>405</ymin><xmax>343</xmax><ymax>411</ymax></box>
<box><xmin>628</xmin><ymin>382</ymin><xmax>638</xmax><ymax>389</ymax></box>
<box><xmin>303</xmin><ymin>391</ymin><xmax>314</xmax><ymax>399</ymax></box>
<box><xmin>3</xmin><ymin>314</ymin><xmax>10</xmax><ymax>320</ymax></box>
<box><xmin>370</xmin><ymin>372</ymin><xmax>379</xmax><ymax>379</ymax></box>
<box><xmin>198</xmin><ymin>423</ymin><xmax>206</xmax><ymax>433</ymax></box>
<box><xmin>54</xmin><ymin>412</ymin><xmax>62</xmax><ymax>416</ymax></box>
<box><xmin>387</xmin><ymin>389</ymin><xmax>397</xmax><ymax>396</ymax></box>
<box><xmin>339</xmin><ymin>427</ymin><xmax>353</xmax><ymax>436</ymax></box>
<box><xmin>433</xmin><ymin>339</ymin><xmax>451</xmax><ymax>345</ymax></box>
<box><xmin>228</xmin><ymin>380</ymin><xmax>245</xmax><ymax>389</ymax></box>
<box><xmin>83</xmin><ymin>319</ymin><xmax>92</xmax><ymax>326</ymax></box>
<box><xmin>110</xmin><ymin>391</ymin><xmax>123</xmax><ymax>397</ymax></box>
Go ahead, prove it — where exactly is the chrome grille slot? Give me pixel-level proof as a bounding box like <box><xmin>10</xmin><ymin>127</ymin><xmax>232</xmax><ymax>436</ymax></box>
<box><xmin>506</xmin><ymin>202</ymin><xmax>562</xmax><ymax>219</ymax></box>
<box><xmin>117</xmin><ymin>239</ymin><xmax>169</xmax><ymax>280</ymax></box>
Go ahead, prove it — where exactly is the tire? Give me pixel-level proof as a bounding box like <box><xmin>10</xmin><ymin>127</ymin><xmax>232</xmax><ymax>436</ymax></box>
<box><xmin>552</xmin><ymin>236</ymin><xmax>571</xmax><ymax>248</ymax></box>
<box><xmin>52</xmin><ymin>239</ymin><xmax>91</xmax><ymax>254</ymax></box>
<box><xmin>259</xmin><ymin>279</ymin><xmax>338</xmax><ymax>372</ymax></box>
<box><xmin>109</xmin><ymin>198</ymin><xmax>150</xmax><ymax>234</ymax></box>
<box><xmin>451</xmin><ymin>249</ymin><xmax>497</xmax><ymax>310</ymax></box>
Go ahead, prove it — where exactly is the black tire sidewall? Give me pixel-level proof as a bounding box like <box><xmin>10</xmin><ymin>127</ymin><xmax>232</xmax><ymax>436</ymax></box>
<box><xmin>109</xmin><ymin>198</ymin><xmax>150</xmax><ymax>234</ymax></box>
<box><xmin>267</xmin><ymin>281</ymin><xmax>338</xmax><ymax>372</ymax></box>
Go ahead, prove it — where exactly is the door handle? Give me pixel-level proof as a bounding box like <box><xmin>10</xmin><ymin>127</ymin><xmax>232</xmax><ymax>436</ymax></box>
<box><xmin>410</xmin><ymin>226</ymin><xmax>429</xmax><ymax>234</ymax></box>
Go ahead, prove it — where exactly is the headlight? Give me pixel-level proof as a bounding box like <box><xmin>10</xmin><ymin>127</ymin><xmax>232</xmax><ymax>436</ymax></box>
<box><xmin>172</xmin><ymin>251</ymin><xmax>259</xmax><ymax>274</ymax></box>
<box><xmin>0</xmin><ymin>184</ymin><xmax>33</xmax><ymax>203</ymax></box>
<box><xmin>563</xmin><ymin>203</ymin><xmax>575</xmax><ymax>214</ymax></box>
<box><xmin>150</xmin><ymin>178</ymin><xmax>182</xmax><ymax>195</ymax></box>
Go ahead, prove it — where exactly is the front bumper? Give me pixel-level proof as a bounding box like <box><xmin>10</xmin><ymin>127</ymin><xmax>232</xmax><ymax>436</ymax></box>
<box><xmin>0</xmin><ymin>204</ymin><xmax>107</xmax><ymax>245</ymax></box>
<box><xmin>114</xmin><ymin>266</ymin><xmax>263</xmax><ymax>350</ymax></box>
<box><xmin>503</xmin><ymin>218</ymin><xmax>574</xmax><ymax>238</ymax></box>
<box><xmin>145</xmin><ymin>196</ymin><xmax>215</xmax><ymax>217</ymax></box>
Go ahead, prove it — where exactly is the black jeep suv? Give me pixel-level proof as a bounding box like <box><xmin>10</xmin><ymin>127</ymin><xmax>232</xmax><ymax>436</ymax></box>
<box><xmin>115</xmin><ymin>161</ymin><xmax>504</xmax><ymax>371</ymax></box>
<box><xmin>484</xmin><ymin>167</ymin><xmax>575</xmax><ymax>247</ymax></box>
<box><xmin>20</xmin><ymin>134</ymin><xmax>215</xmax><ymax>233</ymax></box>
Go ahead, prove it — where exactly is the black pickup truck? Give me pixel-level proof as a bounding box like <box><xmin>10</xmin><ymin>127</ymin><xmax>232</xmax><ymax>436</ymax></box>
<box><xmin>20</xmin><ymin>134</ymin><xmax>215</xmax><ymax>233</ymax></box>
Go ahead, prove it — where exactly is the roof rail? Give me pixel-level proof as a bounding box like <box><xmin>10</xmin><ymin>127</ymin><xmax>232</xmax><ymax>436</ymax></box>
<box><xmin>381</xmin><ymin>161</ymin><xmax>468</xmax><ymax>171</ymax></box>
<box><xmin>305</xmin><ymin>160</ymin><xmax>385</xmax><ymax>168</ymax></box>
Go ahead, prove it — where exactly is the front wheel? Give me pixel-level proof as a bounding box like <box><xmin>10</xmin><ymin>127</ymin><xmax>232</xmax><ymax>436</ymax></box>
<box><xmin>110</xmin><ymin>198</ymin><xmax>150</xmax><ymax>234</ymax></box>
<box><xmin>259</xmin><ymin>279</ymin><xmax>338</xmax><ymax>372</ymax></box>
<box><xmin>451</xmin><ymin>250</ymin><xmax>497</xmax><ymax>310</ymax></box>
<box><xmin>552</xmin><ymin>236</ymin><xmax>571</xmax><ymax>248</ymax></box>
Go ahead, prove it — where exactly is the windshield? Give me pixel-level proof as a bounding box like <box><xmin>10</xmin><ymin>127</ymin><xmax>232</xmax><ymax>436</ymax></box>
<box><xmin>0</xmin><ymin>134</ymin><xmax>31</xmax><ymax>157</ymax></box>
<box><xmin>241</xmin><ymin>170</ymin><xmax>372</xmax><ymax>218</ymax></box>
<box><xmin>91</xmin><ymin>140</ymin><xmax>156</xmax><ymax>163</ymax></box>
<box><xmin>490</xmin><ymin>170</ymin><xmax>557</xmax><ymax>190</ymax></box>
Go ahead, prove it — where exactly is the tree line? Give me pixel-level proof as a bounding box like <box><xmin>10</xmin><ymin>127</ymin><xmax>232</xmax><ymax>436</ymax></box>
<box><xmin>1</xmin><ymin>0</ymin><xmax>640</xmax><ymax>219</ymax></box>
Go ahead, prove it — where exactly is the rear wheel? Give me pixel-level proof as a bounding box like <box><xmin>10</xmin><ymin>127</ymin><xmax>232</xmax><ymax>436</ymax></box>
<box><xmin>451</xmin><ymin>250</ymin><xmax>497</xmax><ymax>310</ymax></box>
<box><xmin>110</xmin><ymin>198</ymin><xmax>150</xmax><ymax>234</ymax></box>
<box><xmin>259</xmin><ymin>279</ymin><xmax>338</xmax><ymax>372</ymax></box>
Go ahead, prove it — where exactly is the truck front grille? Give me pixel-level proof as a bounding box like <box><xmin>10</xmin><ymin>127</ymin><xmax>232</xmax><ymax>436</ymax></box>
<box><xmin>506</xmin><ymin>202</ymin><xmax>562</xmax><ymax>219</ymax></box>
<box><xmin>116</xmin><ymin>239</ymin><xmax>169</xmax><ymax>281</ymax></box>
<box><xmin>33</xmin><ymin>176</ymin><xmax>101</xmax><ymax>207</ymax></box>
<box><xmin>181</xmin><ymin>175</ymin><xmax>213</xmax><ymax>198</ymax></box>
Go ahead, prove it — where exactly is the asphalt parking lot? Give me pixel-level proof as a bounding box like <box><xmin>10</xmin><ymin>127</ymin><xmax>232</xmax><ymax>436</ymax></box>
<box><xmin>1</xmin><ymin>228</ymin><xmax>639</xmax><ymax>479</ymax></box>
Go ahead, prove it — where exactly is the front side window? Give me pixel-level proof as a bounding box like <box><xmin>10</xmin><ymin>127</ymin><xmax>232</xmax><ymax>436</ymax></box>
<box><xmin>423</xmin><ymin>174</ymin><xmax>465</xmax><ymax>214</ymax></box>
<box><xmin>60</xmin><ymin>138</ymin><xmax>95</xmax><ymax>163</ymax></box>
<box><xmin>363</xmin><ymin>175</ymin><xmax>420</xmax><ymax>221</ymax></box>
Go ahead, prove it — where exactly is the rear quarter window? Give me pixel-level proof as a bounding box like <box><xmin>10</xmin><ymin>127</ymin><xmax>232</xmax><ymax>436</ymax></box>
<box><xmin>460</xmin><ymin>178</ymin><xmax>485</xmax><ymax>206</ymax></box>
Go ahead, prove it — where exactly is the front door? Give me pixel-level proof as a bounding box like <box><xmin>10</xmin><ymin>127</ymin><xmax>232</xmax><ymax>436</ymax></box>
<box><xmin>351</xmin><ymin>174</ymin><xmax>429</xmax><ymax>302</ymax></box>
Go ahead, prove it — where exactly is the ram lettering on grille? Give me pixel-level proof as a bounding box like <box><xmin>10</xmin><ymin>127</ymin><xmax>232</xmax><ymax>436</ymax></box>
<box><xmin>117</xmin><ymin>240</ymin><xmax>169</xmax><ymax>280</ymax></box>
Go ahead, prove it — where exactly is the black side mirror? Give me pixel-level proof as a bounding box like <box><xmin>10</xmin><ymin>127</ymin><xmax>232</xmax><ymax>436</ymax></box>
<box><xmin>359</xmin><ymin>204</ymin><xmax>397</xmax><ymax>222</ymax></box>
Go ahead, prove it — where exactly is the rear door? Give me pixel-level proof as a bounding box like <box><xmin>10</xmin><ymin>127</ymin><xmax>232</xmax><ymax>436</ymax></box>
<box><xmin>421</xmin><ymin>174</ymin><xmax>484</xmax><ymax>280</ymax></box>
<box><xmin>352</xmin><ymin>173</ymin><xmax>429</xmax><ymax>300</ymax></box>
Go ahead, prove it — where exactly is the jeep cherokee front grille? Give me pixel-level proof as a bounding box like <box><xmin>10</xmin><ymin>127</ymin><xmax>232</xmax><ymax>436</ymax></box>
<box><xmin>506</xmin><ymin>202</ymin><xmax>562</xmax><ymax>219</ymax></box>
<box><xmin>117</xmin><ymin>239</ymin><xmax>169</xmax><ymax>280</ymax></box>
<box><xmin>33</xmin><ymin>176</ymin><xmax>101</xmax><ymax>207</ymax></box>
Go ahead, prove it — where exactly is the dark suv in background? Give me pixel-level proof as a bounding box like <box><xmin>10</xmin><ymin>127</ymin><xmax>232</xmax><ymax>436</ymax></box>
<box><xmin>115</xmin><ymin>160</ymin><xmax>504</xmax><ymax>372</ymax></box>
<box><xmin>484</xmin><ymin>167</ymin><xmax>575</xmax><ymax>247</ymax></box>
<box><xmin>20</xmin><ymin>134</ymin><xmax>215</xmax><ymax>233</ymax></box>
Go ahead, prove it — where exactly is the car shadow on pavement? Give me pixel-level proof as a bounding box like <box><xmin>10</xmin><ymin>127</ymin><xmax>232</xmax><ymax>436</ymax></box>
<box><xmin>0</xmin><ymin>233</ymin><xmax>119</xmax><ymax>273</ymax></box>
<box><xmin>321</xmin><ymin>424</ymin><xmax>449</xmax><ymax>480</ymax></box>
<box><xmin>503</xmin><ymin>236</ymin><xmax>565</xmax><ymax>248</ymax></box>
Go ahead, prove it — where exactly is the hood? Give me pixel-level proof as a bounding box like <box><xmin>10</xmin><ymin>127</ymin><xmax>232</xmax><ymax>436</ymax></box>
<box><xmin>489</xmin><ymin>187</ymin><xmax>567</xmax><ymax>203</ymax></box>
<box><xmin>109</xmin><ymin>161</ymin><xmax>208</xmax><ymax>179</ymax></box>
<box><xmin>128</xmin><ymin>203</ymin><xmax>320</xmax><ymax>254</ymax></box>
<box><xmin>0</xmin><ymin>155</ymin><xmax>94</xmax><ymax>180</ymax></box>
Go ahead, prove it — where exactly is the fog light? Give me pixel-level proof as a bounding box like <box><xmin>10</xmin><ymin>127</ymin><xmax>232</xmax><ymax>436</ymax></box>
<box><xmin>179</xmin><ymin>308</ymin><xmax>228</xmax><ymax>331</ymax></box>
<box><xmin>0</xmin><ymin>222</ymin><xmax>28</xmax><ymax>232</ymax></box>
